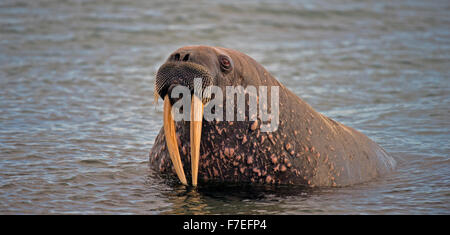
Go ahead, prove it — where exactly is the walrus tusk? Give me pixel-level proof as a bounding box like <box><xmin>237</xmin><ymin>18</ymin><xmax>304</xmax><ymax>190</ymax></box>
<box><xmin>190</xmin><ymin>95</ymin><xmax>203</xmax><ymax>187</ymax></box>
<box><xmin>163</xmin><ymin>95</ymin><xmax>188</xmax><ymax>186</ymax></box>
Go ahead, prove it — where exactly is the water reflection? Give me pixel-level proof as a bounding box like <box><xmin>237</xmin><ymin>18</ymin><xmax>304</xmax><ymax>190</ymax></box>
<box><xmin>161</xmin><ymin>187</ymin><xmax>209</xmax><ymax>215</ymax></box>
<box><xmin>155</xmin><ymin>177</ymin><xmax>318</xmax><ymax>214</ymax></box>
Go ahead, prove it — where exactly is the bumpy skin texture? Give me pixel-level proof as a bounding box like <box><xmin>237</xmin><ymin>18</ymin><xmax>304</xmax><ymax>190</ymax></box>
<box><xmin>149</xmin><ymin>46</ymin><xmax>396</xmax><ymax>187</ymax></box>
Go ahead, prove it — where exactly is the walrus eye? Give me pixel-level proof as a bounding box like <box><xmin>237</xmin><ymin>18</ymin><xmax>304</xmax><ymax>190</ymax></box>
<box><xmin>219</xmin><ymin>55</ymin><xmax>232</xmax><ymax>72</ymax></box>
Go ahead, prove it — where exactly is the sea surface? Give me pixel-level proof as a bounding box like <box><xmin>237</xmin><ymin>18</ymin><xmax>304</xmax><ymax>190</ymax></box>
<box><xmin>0</xmin><ymin>0</ymin><xmax>449</xmax><ymax>214</ymax></box>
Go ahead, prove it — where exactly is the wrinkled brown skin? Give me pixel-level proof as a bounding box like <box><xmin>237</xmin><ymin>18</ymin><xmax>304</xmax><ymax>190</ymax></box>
<box><xmin>149</xmin><ymin>46</ymin><xmax>396</xmax><ymax>187</ymax></box>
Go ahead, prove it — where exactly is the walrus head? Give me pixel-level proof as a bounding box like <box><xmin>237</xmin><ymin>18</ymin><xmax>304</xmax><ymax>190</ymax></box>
<box><xmin>154</xmin><ymin>46</ymin><xmax>245</xmax><ymax>186</ymax></box>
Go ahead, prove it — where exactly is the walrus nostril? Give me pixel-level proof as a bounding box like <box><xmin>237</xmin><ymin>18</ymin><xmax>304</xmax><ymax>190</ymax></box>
<box><xmin>174</xmin><ymin>53</ymin><xmax>180</xmax><ymax>61</ymax></box>
<box><xmin>182</xmin><ymin>54</ymin><xmax>190</xmax><ymax>61</ymax></box>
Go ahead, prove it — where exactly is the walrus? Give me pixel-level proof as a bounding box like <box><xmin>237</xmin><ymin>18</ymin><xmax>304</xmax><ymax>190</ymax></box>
<box><xmin>149</xmin><ymin>45</ymin><xmax>396</xmax><ymax>187</ymax></box>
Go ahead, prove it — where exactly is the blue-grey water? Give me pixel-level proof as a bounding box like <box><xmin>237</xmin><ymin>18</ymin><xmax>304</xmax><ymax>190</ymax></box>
<box><xmin>0</xmin><ymin>0</ymin><xmax>449</xmax><ymax>214</ymax></box>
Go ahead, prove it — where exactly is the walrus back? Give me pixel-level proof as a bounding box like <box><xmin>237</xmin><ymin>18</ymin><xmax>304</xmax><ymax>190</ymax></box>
<box><xmin>276</xmin><ymin>82</ymin><xmax>396</xmax><ymax>186</ymax></box>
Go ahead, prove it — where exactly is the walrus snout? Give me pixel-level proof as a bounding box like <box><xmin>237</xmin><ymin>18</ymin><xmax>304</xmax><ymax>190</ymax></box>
<box><xmin>154</xmin><ymin>61</ymin><xmax>214</xmax><ymax>103</ymax></box>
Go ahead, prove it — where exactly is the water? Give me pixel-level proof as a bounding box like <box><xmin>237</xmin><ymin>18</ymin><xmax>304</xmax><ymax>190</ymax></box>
<box><xmin>0</xmin><ymin>0</ymin><xmax>449</xmax><ymax>214</ymax></box>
